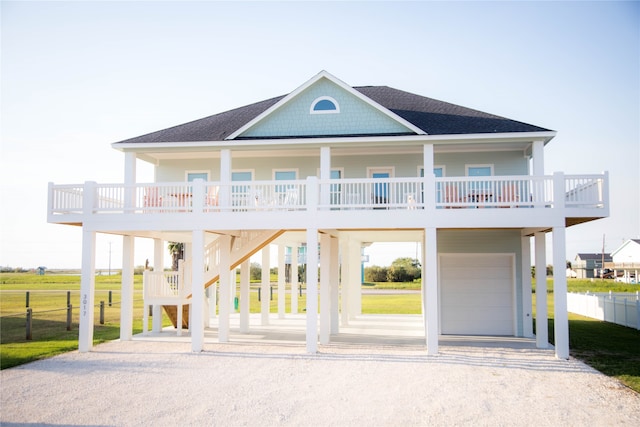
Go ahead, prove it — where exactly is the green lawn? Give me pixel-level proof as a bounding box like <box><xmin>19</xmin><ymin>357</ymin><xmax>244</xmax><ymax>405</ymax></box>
<box><xmin>2</xmin><ymin>274</ymin><xmax>639</xmax><ymax>394</ymax></box>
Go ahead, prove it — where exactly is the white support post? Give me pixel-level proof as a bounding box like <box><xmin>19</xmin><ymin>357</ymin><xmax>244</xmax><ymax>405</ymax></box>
<box><xmin>423</xmin><ymin>144</ymin><xmax>436</xmax><ymax>211</ymax></box>
<box><xmin>535</xmin><ymin>232</ymin><xmax>548</xmax><ymax>348</ymax></box>
<box><xmin>320</xmin><ymin>146</ymin><xmax>331</xmax><ymax>207</ymax></box>
<box><xmin>348</xmin><ymin>240</ymin><xmax>361</xmax><ymax>317</ymax></box>
<box><xmin>208</xmin><ymin>286</ymin><xmax>216</xmax><ymax>324</ymax></box>
<box><xmin>424</xmin><ymin>228</ymin><xmax>439</xmax><ymax>355</ymax></box>
<box><xmin>124</xmin><ymin>152</ymin><xmax>136</xmax><ymax>213</ymax></box>
<box><xmin>319</xmin><ymin>233</ymin><xmax>331</xmax><ymax>345</ymax></box>
<box><xmin>191</xmin><ymin>230</ymin><xmax>205</xmax><ymax>352</ymax></box>
<box><xmin>521</xmin><ymin>236</ymin><xmax>534</xmax><ymax>337</ymax></box>
<box><xmin>552</xmin><ymin>226</ymin><xmax>570</xmax><ymax>359</ymax></box>
<box><xmin>340</xmin><ymin>239</ymin><xmax>350</xmax><ymax>326</ymax></box>
<box><xmin>218</xmin><ymin>235</ymin><xmax>231</xmax><ymax>342</ymax></box>
<box><xmin>261</xmin><ymin>245</ymin><xmax>270</xmax><ymax>326</ymax></box>
<box><xmin>532</xmin><ymin>140</ymin><xmax>545</xmax><ymax>176</ymax></box>
<box><xmin>330</xmin><ymin>235</ymin><xmax>340</xmax><ymax>335</ymax></box>
<box><xmin>78</xmin><ymin>229</ymin><xmax>96</xmax><ymax>352</ymax></box>
<box><xmin>120</xmin><ymin>235</ymin><xmax>134</xmax><ymax>341</ymax></box>
<box><xmin>240</xmin><ymin>259</ymin><xmax>250</xmax><ymax>333</ymax></box>
<box><xmin>152</xmin><ymin>238</ymin><xmax>164</xmax><ymax>332</ymax></box>
<box><xmin>291</xmin><ymin>244</ymin><xmax>299</xmax><ymax>314</ymax></box>
<box><xmin>306</xmin><ymin>228</ymin><xmax>319</xmax><ymax>353</ymax></box>
<box><xmin>278</xmin><ymin>245</ymin><xmax>286</xmax><ymax>319</ymax></box>
<box><xmin>219</xmin><ymin>149</ymin><xmax>231</xmax><ymax>208</ymax></box>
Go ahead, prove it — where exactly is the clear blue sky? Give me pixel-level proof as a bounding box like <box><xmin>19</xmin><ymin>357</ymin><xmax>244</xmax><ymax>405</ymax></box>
<box><xmin>1</xmin><ymin>1</ymin><xmax>638</xmax><ymax>269</ymax></box>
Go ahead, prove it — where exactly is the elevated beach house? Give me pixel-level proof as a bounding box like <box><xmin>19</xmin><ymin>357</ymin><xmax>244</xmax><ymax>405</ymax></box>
<box><xmin>47</xmin><ymin>71</ymin><xmax>609</xmax><ymax>359</ymax></box>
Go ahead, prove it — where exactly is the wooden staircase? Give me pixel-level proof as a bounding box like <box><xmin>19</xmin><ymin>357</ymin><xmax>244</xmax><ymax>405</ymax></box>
<box><xmin>160</xmin><ymin>229</ymin><xmax>285</xmax><ymax>328</ymax></box>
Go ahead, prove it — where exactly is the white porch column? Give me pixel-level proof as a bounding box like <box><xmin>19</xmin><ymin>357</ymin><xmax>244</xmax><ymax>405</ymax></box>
<box><xmin>521</xmin><ymin>235</ymin><xmax>534</xmax><ymax>338</ymax></box>
<box><xmin>423</xmin><ymin>144</ymin><xmax>434</xmax><ymax>176</ymax></box>
<box><xmin>552</xmin><ymin>226</ymin><xmax>570</xmax><ymax>359</ymax></box>
<box><xmin>124</xmin><ymin>152</ymin><xmax>136</xmax><ymax>211</ymax></box>
<box><xmin>218</xmin><ymin>234</ymin><xmax>231</xmax><ymax>342</ymax></box>
<box><xmin>320</xmin><ymin>146</ymin><xmax>331</xmax><ymax>207</ymax></box>
<box><xmin>78</xmin><ymin>229</ymin><xmax>96</xmax><ymax>352</ymax></box>
<box><xmin>191</xmin><ymin>229</ymin><xmax>205</xmax><ymax>352</ymax></box>
<box><xmin>291</xmin><ymin>244</ymin><xmax>299</xmax><ymax>314</ymax></box>
<box><xmin>152</xmin><ymin>238</ymin><xmax>164</xmax><ymax>332</ymax></box>
<box><xmin>306</xmin><ymin>228</ymin><xmax>319</xmax><ymax>353</ymax></box>
<box><xmin>240</xmin><ymin>259</ymin><xmax>250</xmax><ymax>333</ymax></box>
<box><xmin>424</xmin><ymin>228</ymin><xmax>439</xmax><ymax>355</ymax></box>
<box><xmin>120</xmin><ymin>235</ymin><xmax>135</xmax><ymax>341</ymax></box>
<box><xmin>278</xmin><ymin>245</ymin><xmax>286</xmax><ymax>319</ymax></box>
<box><xmin>330</xmin><ymin>235</ymin><xmax>340</xmax><ymax>334</ymax></box>
<box><xmin>340</xmin><ymin>239</ymin><xmax>350</xmax><ymax>326</ymax></box>
<box><xmin>261</xmin><ymin>245</ymin><xmax>270</xmax><ymax>325</ymax></box>
<box><xmin>319</xmin><ymin>233</ymin><xmax>331</xmax><ymax>345</ymax></box>
<box><xmin>219</xmin><ymin>149</ymin><xmax>232</xmax><ymax>207</ymax></box>
<box><xmin>532</xmin><ymin>140</ymin><xmax>545</xmax><ymax>176</ymax></box>
<box><xmin>535</xmin><ymin>232</ymin><xmax>548</xmax><ymax>348</ymax></box>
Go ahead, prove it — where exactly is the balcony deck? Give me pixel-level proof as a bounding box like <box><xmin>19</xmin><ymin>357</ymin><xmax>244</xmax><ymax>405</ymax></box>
<box><xmin>47</xmin><ymin>174</ymin><xmax>608</xmax><ymax>230</ymax></box>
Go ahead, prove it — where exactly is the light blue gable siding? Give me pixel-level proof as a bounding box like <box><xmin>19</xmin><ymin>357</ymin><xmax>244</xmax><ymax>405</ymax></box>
<box><xmin>238</xmin><ymin>78</ymin><xmax>414</xmax><ymax>138</ymax></box>
<box><xmin>438</xmin><ymin>229</ymin><xmax>524</xmax><ymax>336</ymax></box>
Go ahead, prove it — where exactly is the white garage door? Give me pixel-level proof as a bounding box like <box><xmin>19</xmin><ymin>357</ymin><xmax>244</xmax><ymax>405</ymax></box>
<box><xmin>440</xmin><ymin>254</ymin><xmax>514</xmax><ymax>335</ymax></box>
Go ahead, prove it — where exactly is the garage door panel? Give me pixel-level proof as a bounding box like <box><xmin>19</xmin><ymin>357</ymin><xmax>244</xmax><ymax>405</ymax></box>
<box><xmin>440</xmin><ymin>254</ymin><xmax>514</xmax><ymax>336</ymax></box>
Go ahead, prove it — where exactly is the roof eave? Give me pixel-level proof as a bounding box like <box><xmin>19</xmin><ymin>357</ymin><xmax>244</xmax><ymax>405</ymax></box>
<box><xmin>111</xmin><ymin>130</ymin><xmax>557</xmax><ymax>152</ymax></box>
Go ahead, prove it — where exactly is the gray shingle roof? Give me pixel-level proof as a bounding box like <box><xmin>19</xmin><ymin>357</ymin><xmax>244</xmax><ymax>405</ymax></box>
<box><xmin>114</xmin><ymin>86</ymin><xmax>550</xmax><ymax>145</ymax></box>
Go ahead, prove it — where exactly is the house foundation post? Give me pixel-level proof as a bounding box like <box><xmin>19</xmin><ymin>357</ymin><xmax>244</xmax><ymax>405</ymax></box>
<box><xmin>553</xmin><ymin>226</ymin><xmax>570</xmax><ymax>359</ymax></box>
<box><xmin>78</xmin><ymin>228</ymin><xmax>96</xmax><ymax>352</ymax></box>
<box><xmin>152</xmin><ymin>238</ymin><xmax>164</xmax><ymax>332</ymax></box>
<box><xmin>191</xmin><ymin>229</ymin><xmax>205</xmax><ymax>352</ymax></box>
<box><xmin>340</xmin><ymin>238</ymin><xmax>350</xmax><ymax>326</ymax></box>
<box><xmin>291</xmin><ymin>244</ymin><xmax>299</xmax><ymax>314</ymax></box>
<box><xmin>534</xmin><ymin>232</ymin><xmax>548</xmax><ymax>348</ymax></box>
<box><xmin>424</xmin><ymin>227</ymin><xmax>439</xmax><ymax>355</ymax></box>
<box><xmin>347</xmin><ymin>239</ymin><xmax>361</xmax><ymax>318</ymax></box>
<box><xmin>306</xmin><ymin>228</ymin><xmax>319</xmax><ymax>353</ymax></box>
<box><xmin>319</xmin><ymin>233</ymin><xmax>331</xmax><ymax>344</ymax></box>
<box><xmin>330</xmin><ymin>235</ymin><xmax>340</xmax><ymax>334</ymax></box>
<box><xmin>240</xmin><ymin>259</ymin><xmax>250</xmax><ymax>333</ymax></box>
<box><xmin>521</xmin><ymin>235</ymin><xmax>534</xmax><ymax>337</ymax></box>
<box><xmin>218</xmin><ymin>234</ymin><xmax>232</xmax><ymax>342</ymax></box>
<box><xmin>261</xmin><ymin>246</ymin><xmax>270</xmax><ymax>325</ymax></box>
<box><xmin>278</xmin><ymin>244</ymin><xmax>286</xmax><ymax>319</ymax></box>
<box><xmin>120</xmin><ymin>235</ymin><xmax>135</xmax><ymax>341</ymax></box>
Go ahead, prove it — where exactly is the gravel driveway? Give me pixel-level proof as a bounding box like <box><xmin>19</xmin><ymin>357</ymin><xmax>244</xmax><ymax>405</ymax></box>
<box><xmin>2</xmin><ymin>316</ymin><xmax>639</xmax><ymax>426</ymax></box>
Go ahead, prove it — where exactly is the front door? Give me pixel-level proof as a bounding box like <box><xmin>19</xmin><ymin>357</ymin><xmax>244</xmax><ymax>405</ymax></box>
<box><xmin>368</xmin><ymin>167</ymin><xmax>393</xmax><ymax>206</ymax></box>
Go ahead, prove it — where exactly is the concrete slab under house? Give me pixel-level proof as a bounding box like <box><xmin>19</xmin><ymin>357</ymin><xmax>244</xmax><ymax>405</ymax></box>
<box><xmin>47</xmin><ymin>70</ymin><xmax>610</xmax><ymax>359</ymax></box>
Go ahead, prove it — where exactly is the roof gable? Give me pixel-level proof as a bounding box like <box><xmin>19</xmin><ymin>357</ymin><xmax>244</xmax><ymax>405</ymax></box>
<box><xmin>228</xmin><ymin>71</ymin><xmax>424</xmax><ymax>140</ymax></box>
<box><xmin>113</xmin><ymin>71</ymin><xmax>552</xmax><ymax>146</ymax></box>
<box><xmin>611</xmin><ymin>239</ymin><xmax>640</xmax><ymax>258</ymax></box>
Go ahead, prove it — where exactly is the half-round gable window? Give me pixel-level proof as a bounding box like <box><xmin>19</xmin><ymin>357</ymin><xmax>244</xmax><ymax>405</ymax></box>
<box><xmin>310</xmin><ymin>96</ymin><xmax>340</xmax><ymax>114</ymax></box>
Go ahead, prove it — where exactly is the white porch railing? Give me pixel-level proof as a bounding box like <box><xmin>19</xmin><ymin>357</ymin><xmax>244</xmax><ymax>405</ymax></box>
<box><xmin>567</xmin><ymin>291</ymin><xmax>640</xmax><ymax>330</ymax></box>
<box><xmin>48</xmin><ymin>173</ymin><xmax>608</xmax><ymax>215</ymax></box>
<box><xmin>142</xmin><ymin>269</ymin><xmax>190</xmax><ymax>302</ymax></box>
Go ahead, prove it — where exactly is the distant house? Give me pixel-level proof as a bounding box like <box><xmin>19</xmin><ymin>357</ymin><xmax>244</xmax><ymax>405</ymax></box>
<box><xmin>610</xmin><ymin>239</ymin><xmax>640</xmax><ymax>283</ymax></box>
<box><xmin>574</xmin><ymin>253</ymin><xmax>611</xmax><ymax>278</ymax></box>
<box><xmin>611</xmin><ymin>239</ymin><xmax>640</xmax><ymax>264</ymax></box>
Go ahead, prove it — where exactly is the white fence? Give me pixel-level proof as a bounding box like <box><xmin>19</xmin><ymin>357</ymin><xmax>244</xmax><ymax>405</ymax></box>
<box><xmin>567</xmin><ymin>291</ymin><xmax>640</xmax><ymax>330</ymax></box>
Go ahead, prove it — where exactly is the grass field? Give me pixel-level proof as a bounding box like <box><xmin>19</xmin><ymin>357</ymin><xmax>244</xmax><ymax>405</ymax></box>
<box><xmin>1</xmin><ymin>274</ymin><xmax>639</xmax><ymax>394</ymax></box>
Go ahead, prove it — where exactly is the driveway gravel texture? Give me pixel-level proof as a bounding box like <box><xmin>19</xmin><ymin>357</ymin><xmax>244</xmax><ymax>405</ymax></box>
<box><xmin>1</xmin><ymin>339</ymin><xmax>639</xmax><ymax>426</ymax></box>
